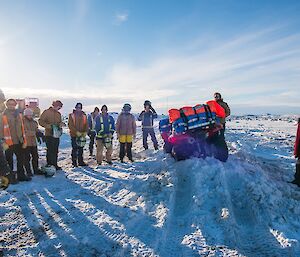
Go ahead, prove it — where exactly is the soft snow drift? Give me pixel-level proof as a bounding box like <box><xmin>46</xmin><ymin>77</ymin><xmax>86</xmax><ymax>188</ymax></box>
<box><xmin>1</xmin><ymin>115</ymin><xmax>300</xmax><ymax>257</ymax></box>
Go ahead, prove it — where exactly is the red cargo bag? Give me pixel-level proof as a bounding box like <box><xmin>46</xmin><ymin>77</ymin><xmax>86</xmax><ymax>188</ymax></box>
<box><xmin>206</xmin><ymin>100</ymin><xmax>225</xmax><ymax>118</ymax></box>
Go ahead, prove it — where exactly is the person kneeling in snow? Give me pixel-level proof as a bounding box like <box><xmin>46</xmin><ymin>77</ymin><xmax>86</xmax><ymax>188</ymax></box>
<box><xmin>138</xmin><ymin>100</ymin><xmax>159</xmax><ymax>150</ymax></box>
<box><xmin>116</xmin><ymin>104</ymin><xmax>136</xmax><ymax>163</ymax></box>
<box><xmin>68</xmin><ymin>103</ymin><xmax>89</xmax><ymax>167</ymax></box>
<box><xmin>291</xmin><ymin>118</ymin><xmax>300</xmax><ymax>187</ymax></box>
<box><xmin>23</xmin><ymin>108</ymin><xmax>43</xmax><ymax>176</ymax></box>
<box><xmin>95</xmin><ymin>105</ymin><xmax>115</xmax><ymax>165</ymax></box>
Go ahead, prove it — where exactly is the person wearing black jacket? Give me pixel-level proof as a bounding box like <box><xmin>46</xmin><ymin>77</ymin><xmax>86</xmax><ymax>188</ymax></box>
<box><xmin>138</xmin><ymin>100</ymin><xmax>158</xmax><ymax>150</ymax></box>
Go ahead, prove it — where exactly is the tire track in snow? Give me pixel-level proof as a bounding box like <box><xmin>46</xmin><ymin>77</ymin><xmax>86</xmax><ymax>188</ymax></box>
<box><xmin>69</xmin><ymin>198</ymin><xmax>158</xmax><ymax>257</ymax></box>
<box><xmin>220</xmin><ymin>162</ymin><xmax>292</xmax><ymax>257</ymax></box>
<box><xmin>158</xmin><ymin>160</ymin><xmax>196</xmax><ymax>257</ymax></box>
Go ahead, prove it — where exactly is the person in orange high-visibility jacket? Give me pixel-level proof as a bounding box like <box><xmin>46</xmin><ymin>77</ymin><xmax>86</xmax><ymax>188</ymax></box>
<box><xmin>68</xmin><ymin>103</ymin><xmax>89</xmax><ymax>167</ymax></box>
<box><xmin>291</xmin><ymin>118</ymin><xmax>300</xmax><ymax>187</ymax></box>
<box><xmin>0</xmin><ymin>99</ymin><xmax>31</xmax><ymax>183</ymax></box>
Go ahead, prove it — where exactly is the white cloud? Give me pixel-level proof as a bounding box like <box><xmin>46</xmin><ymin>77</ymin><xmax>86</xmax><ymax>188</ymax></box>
<box><xmin>100</xmin><ymin>25</ymin><xmax>300</xmax><ymax>111</ymax></box>
<box><xmin>114</xmin><ymin>11</ymin><xmax>129</xmax><ymax>25</ymax></box>
<box><xmin>1</xmin><ymin>24</ymin><xmax>299</xmax><ymax>114</ymax></box>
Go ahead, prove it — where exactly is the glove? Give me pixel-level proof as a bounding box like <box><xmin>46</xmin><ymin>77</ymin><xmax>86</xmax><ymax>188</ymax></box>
<box><xmin>76</xmin><ymin>131</ymin><xmax>82</xmax><ymax>137</ymax></box>
<box><xmin>22</xmin><ymin>142</ymin><xmax>27</xmax><ymax>149</ymax></box>
<box><xmin>0</xmin><ymin>176</ymin><xmax>9</xmax><ymax>190</ymax></box>
<box><xmin>36</xmin><ymin>130</ymin><xmax>45</xmax><ymax>144</ymax></box>
<box><xmin>82</xmin><ymin>132</ymin><xmax>87</xmax><ymax>137</ymax></box>
<box><xmin>2</xmin><ymin>142</ymin><xmax>9</xmax><ymax>151</ymax></box>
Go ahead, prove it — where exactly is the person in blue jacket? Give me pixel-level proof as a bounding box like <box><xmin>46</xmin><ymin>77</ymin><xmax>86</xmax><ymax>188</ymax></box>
<box><xmin>94</xmin><ymin>105</ymin><xmax>115</xmax><ymax>165</ymax></box>
<box><xmin>87</xmin><ymin>107</ymin><xmax>99</xmax><ymax>156</ymax></box>
<box><xmin>138</xmin><ymin>100</ymin><xmax>158</xmax><ymax>150</ymax></box>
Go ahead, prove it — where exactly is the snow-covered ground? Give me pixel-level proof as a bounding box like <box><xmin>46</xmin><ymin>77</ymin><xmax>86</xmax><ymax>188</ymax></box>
<box><xmin>1</xmin><ymin>115</ymin><xmax>300</xmax><ymax>257</ymax></box>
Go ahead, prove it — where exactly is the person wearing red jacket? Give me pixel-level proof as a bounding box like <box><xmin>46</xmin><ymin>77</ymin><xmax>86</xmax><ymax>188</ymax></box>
<box><xmin>291</xmin><ymin>118</ymin><xmax>300</xmax><ymax>186</ymax></box>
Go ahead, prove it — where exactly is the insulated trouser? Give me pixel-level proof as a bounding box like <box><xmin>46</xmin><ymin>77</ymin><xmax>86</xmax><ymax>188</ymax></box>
<box><xmin>142</xmin><ymin>128</ymin><xmax>158</xmax><ymax>150</ymax></box>
<box><xmin>45</xmin><ymin>136</ymin><xmax>60</xmax><ymax>168</ymax></box>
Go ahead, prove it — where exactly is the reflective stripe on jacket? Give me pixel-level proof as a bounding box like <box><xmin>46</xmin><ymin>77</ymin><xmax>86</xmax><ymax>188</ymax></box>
<box><xmin>68</xmin><ymin>111</ymin><xmax>88</xmax><ymax>137</ymax></box>
<box><xmin>95</xmin><ymin>114</ymin><xmax>115</xmax><ymax>139</ymax></box>
<box><xmin>88</xmin><ymin>113</ymin><xmax>98</xmax><ymax>131</ymax></box>
<box><xmin>2</xmin><ymin>115</ymin><xmax>13</xmax><ymax>146</ymax></box>
<box><xmin>2</xmin><ymin>113</ymin><xmax>26</xmax><ymax>146</ymax></box>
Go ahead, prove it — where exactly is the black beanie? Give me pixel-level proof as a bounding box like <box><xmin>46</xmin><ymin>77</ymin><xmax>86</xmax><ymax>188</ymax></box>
<box><xmin>75</xmin><ymin>102</ymin><xmax>83</xmax><ymax>109</ymax></box>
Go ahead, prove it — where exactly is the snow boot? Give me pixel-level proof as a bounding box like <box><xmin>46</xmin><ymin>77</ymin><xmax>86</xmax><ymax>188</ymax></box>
<box><xmin>18</xmin><ymin>175</ymin><xmax>32</xmax><ymax>182</ymax></box>
<box><xmin>72</xmin><ymin>160</ymin><xmax>78</xmax><ymax>167</ymax></box>
<box><xmin>8</xmin><ymin>172</ymin><xmax>18</xmax><ymax>184</ymax></box>
<box><xmin>291</xmin><ymin>159</ymin><xmax>300</xmax><ymax>186</ymax></box>
<box><xmin>34</xmin><ymin>169</ymin><xmax>44</xmax><ymax>175</ymax></box>
<box><xmin>55</xmin><ymin>165</ymin><xmax>62</xmax><ymax>171</ymax></box>
<box><xmin>78</xmin><ymin>162</ymin><xmax>88</xmax><ymax>167</ymax></box>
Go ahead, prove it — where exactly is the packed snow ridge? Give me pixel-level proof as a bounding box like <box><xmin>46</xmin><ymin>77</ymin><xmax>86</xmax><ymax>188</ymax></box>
<box><xmin>1</xmin><ymin>115</ymin><xmax>299</xmax><ymax>257</ymax></box>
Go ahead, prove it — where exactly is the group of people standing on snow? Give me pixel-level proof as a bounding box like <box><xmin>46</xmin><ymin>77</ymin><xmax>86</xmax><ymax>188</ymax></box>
<box><xmin>0</xmin><ymin>94</ymin><xmax>161</xmax><ymax>186</ymax></box>
<box><xmin>2</xmin><ymin>88</ymin><xmax>298</xmax><ymax>189</ymax></box>
<box><xmin>86</xmin><ymin>100</ymin><xmax>159</xmax><ymax>165</ymax></box>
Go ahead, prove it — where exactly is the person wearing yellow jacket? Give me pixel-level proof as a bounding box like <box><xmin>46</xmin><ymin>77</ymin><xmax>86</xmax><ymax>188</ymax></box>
<box><xmin>68</xmin><ymin>103</ymin><xmax>89</xmax><ymax>167</ymax></box>
<box><xmin>0</xmin><ymin>99</ymin><xmax>31</xmax><ymax>182</ymax></box>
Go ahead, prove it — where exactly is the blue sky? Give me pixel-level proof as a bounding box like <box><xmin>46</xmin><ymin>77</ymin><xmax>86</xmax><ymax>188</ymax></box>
<box><xmin>0</xmin><ymin>0</ymin><xmax>299</xmax><ymax>114</ymax></box>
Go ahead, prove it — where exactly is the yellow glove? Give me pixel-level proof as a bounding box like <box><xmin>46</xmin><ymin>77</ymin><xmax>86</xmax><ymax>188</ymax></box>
<box><xmin>76</xmin><ymin>131</ymin><xmax>82</xmax><ymax>137</ymax></box>
<box><xmin>2</xmin><ymin>142</ymin><xmax>9</xmax><ymax>151</ymax></box>
<box><xmin>0</xmin><ymin>176</ymin><xmax>9</xmax><ymax>190</ymax></box>
<box><xmin>82</xmin><ymin>132</ymin><xmax>87</xmax><ymax>137</ymax></box>
<box><xmin>22</xmin><ymin>142</ymin><xmax>27</xmax><ymax>149</ymax></box>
